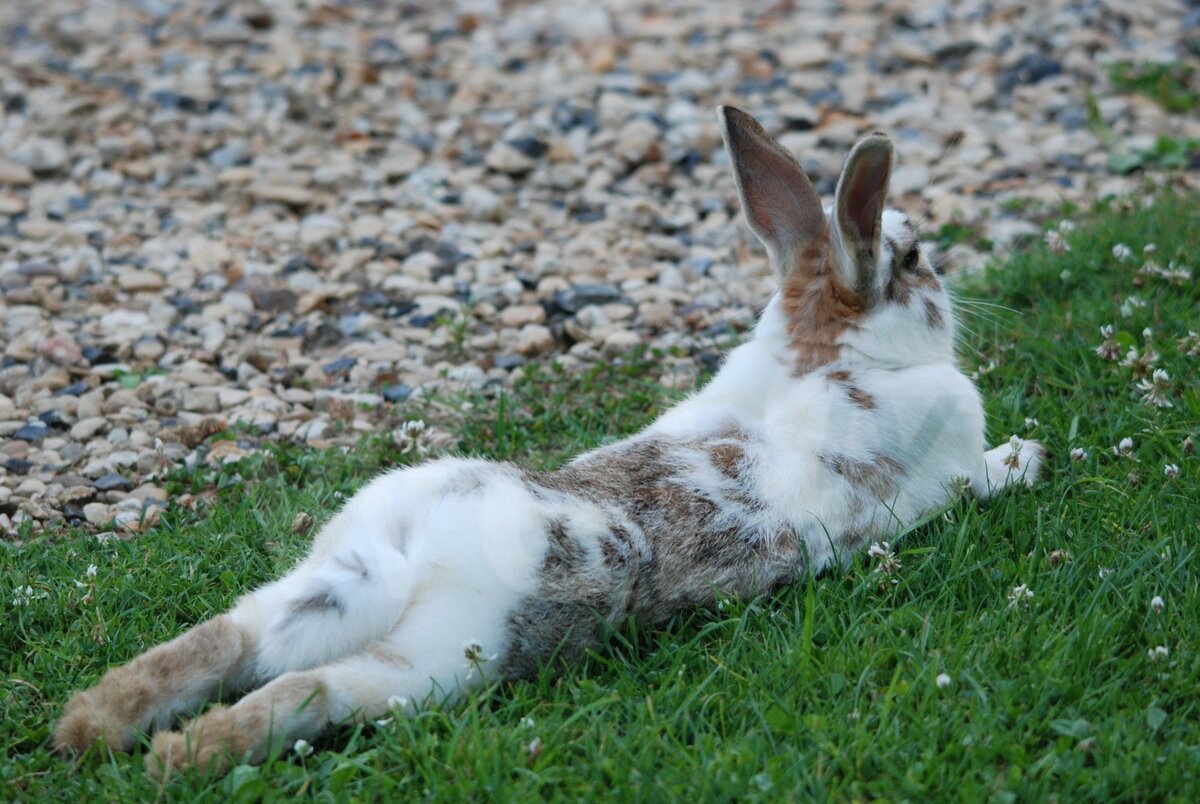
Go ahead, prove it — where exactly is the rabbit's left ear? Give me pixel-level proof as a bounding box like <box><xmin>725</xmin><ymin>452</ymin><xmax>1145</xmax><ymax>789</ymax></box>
<box><xmin>832</xmin><ymin>133</ymin><xmax>894</xmax><ymax>303</ymax></box>
<box><xmin>718</xmin><ymin>105</ymin><xmax>827</xmax><ymax>278</ymax></box>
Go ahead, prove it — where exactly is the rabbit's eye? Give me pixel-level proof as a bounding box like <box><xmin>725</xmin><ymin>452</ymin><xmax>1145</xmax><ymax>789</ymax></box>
<box><xmin>900</xmin><ymin>247</ymin><xmax>920</xmax><ymax>272</ymax></box>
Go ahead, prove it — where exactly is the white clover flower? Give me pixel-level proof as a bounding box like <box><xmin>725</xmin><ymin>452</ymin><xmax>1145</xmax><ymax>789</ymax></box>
<box><xmin>1136</xmin><ymin>369</ymin><xmax>1173</xmax><ymax>408</ymax></box>
<box><xmin>11</xmin><ymin>585</ymin><xmax>47</xmax><ymax>607</ymax></box>
<box><xmin>1139</xmin><ymin>260</ymin><xmax>1163</xmax><ymax>278</ymax></box>
<box><xmin>1161</xmin><ymin>263</ymin><xmax>1192</xmax><ymax>283</ymax></box>
<box><xmin>1045</xmin><ymin>229</ymin><xmax>1070</xmax><ymax>254</ymax></box>
<box><xmin>1098</xmin><ymin>567</ymin><xmax>1114</xmax><ymax>579</ymax></box>
<box><xmin>527</xmin><ymin>737</ymin><xmax>543</xmax><ymax>757</ymax></box>
<box><xmin>1069</xmin><ymin>447</ymin><xmax>1088</xmax><ymax>462</ymax></box>
<box><xmin>293</xmin><ymin>739</ymin><xmax>313</xmax><ymax>758</ymax></box>
<box><xmin>1004</xmin><ymin>435</ymin><xmax>1024</xmax><ymax>470</ymax></box>
<box><xmin>1094</xmin><ymin>325</ymin><xmax>1120</xmax><ymax>361</ymax></box>
<box><xmin>1024</xmin><ymin>417</ymin><xmax>1039</xmax><ymax>430</ymax></box>
<box><xmin>1047</xmin><ymin>549</ymin><xmax>1072</xmax><ymax>566</ymax></box>
<box><xmin>1148</xmin><ymin>645</ymin><xmax>1169</xmax><ymax>662</ymax></box>
<box><xmin>462</xmin><ymin>639</ymin><xmax>497</xmax><ymax>677</ymax></box>
<box><xmin>1120</xmin><ymin>345</ymin><xmax>1158</xmax><ymax>376</ymax></box>
<box><xmin>1178</xmin><ymin>331</ymin><xmax>1200</xmax><ymax>357</ymax></box>
<box><xmin>394</xmin><ymin>419</ymin><xmax>432</xmax><ymax>456</ymax></box>
<box><xmin>1112</xmin><ymin>243</ymin><xmax>1133</xmax><ymax>261</ymax></box>
<box><xmin>1007</xmin><ymin>584</ymin><xmax>1033</xmax><ymax>608</ymax></box>
<box><xmin>520</xmin><ymin>717</ymin><xmax>535</xmax><ymax>729</ymax></box>
<box><xmin>1150</xmin><ymin>595</ymin><xmax>1165</xmax><ymax>614</ymax></box>
<box><xmin>1112</xmin><ymin>438</ymin><xmax>1135</xmax><ymax>458</ymax></box>
<box><xmin>1058</xmin><ymin>220</ymin><xmax>1077</xmax><ymax>233</ymax></box>
<box><xmin>1163</xmin><ymin>464</ymin><xmax>1179</xmax><ymax>479</ymax></box>
<box><xmin>1143</xmin><ymin>244</ymin><xmax>1157</xmax><ymax>255</ymax></box>
<box><xmin>1119</xmin><ymin>295</ymin><xmax>1146</xmax><ymax>318</ymax></box>
<box><xmin>936</xmin><ymin>673</ymin><xmax>952</xmax><ymax>689</ymax></box>
<box><xmin>387</xmin><ymin>695</ymin><xmax>408</xmax><ymax>711</ymax></box>
<box><xmin>86</xmin><ymin>564</ymin><xmax>98</xmax><ymax>578</ymax></box>
<box><xmin>867</xmin><ymin>541</ymin><xmax>901</xmax><ymax>575</ymax></box>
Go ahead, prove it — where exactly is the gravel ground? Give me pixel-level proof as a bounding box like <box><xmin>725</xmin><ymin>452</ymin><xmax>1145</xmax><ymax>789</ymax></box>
<box><xmin>1</xmin><ymin>0</ymin><xmax>1198</xmax><ymax>536</ymax></box>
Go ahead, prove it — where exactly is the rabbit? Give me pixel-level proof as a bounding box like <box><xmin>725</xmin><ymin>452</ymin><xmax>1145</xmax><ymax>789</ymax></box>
<box><xmin>54</xmin><ymin>105</ymin><xmax>1043</xmax><ymax>777</ymax></box>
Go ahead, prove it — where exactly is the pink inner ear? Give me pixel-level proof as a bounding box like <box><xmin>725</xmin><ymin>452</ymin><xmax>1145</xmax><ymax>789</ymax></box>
<box><xmin>723</xmin><ymin>107</ymin><xmax>826</xmax><ymax>256</ymax></box>
<box><xmin>842</xmin><ymin>153</ymin><xmax>889</xmax><ymax>245</ymax></box>
<box><xmin>741</xmin><ymin>150</ymin><xmax>824</xmax><ymax>247</ymax></box>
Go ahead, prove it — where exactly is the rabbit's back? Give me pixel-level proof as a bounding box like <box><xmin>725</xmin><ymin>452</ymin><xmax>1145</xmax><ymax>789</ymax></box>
<box><xmin>494</xmin><ymin>432</ymin><xmax>804</xmax><ymax>676</ymax></box>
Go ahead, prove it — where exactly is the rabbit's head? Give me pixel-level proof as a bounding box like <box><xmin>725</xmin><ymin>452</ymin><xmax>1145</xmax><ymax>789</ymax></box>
<box><xmin>719</xmin><ymin>106</ymin><xmax>954</xmax><ymax>373</ymax></box>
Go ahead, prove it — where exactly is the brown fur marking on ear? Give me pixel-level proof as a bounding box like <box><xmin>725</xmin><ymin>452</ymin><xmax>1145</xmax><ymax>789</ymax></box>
<box><xmin>720</xmin><ymin>106</ymin><xmax>826</xmax><ymax>251</ymax></box>
<box><xmin>779</xmin><ymin>227</ymin><xmax>870</xmax><ymax>375</ymax></box>
<box><xmin>834</xmin><ymin>134</ymin><xmax>893</xmax><ymax>301</ymax></box>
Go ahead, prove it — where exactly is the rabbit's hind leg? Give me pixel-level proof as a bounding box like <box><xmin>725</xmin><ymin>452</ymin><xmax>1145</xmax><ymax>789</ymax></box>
<box><xmin>145</xmin><ymin>521</ymin><xmax>530</xmax><ymax>777</ymax></box>
<box><xmin>54</xmin><ymin>602</ymin><xmax>260</xmax><ymax>755</ymax></box>
<box><xmin>145</xmin><ymin>627</ymin><xmax>480</xmax><ymax>778</ymax></box>
<box><xmin>53</xmin><ymin>540</ymin><xmax>412</xmax><ymax>756</ymax></box>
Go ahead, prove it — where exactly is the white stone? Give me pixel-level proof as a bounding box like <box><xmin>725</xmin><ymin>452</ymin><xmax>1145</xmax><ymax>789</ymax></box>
<box><xmin>499</xmin><ymin>304</ymin><xmax>546</xmax><ymax>327</ymax></box>
<box><xmin>70</xmin><ymin>417</ymin><xmax>107</xmax><ymax>440</ymax></box>
<box><xmin>12</xmin><ymin>137</ymin><xmax>69</xmax><ymax>173</ymax></box>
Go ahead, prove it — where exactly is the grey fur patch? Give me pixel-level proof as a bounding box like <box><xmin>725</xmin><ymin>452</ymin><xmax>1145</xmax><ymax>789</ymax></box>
<box><xmin>290</xmin><ymin>589</ymin><xmax>344</xmax><ymax>616</ymax></box>
<box><xmin>499</xmin><ymin>436</ymin><xmax>806</xmax><ymax>679</ymax></box>
<box><xmin>278</xmin><ymin>588</ymin><xmax>345</xmax><ymax>633</ymax></box>
<box><xmin>923</xmin><ymin>297</ymin><xmax>944</xmax><ymax>329</ymax></box>
<box><xmin>333</xmin><ymin>551</ymin><xmax>369</xmax><ymax>580</ymax></box>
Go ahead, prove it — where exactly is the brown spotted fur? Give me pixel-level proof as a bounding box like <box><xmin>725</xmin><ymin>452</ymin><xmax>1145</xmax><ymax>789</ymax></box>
<box><xmin>778</xmin><ymin>228</ymin><xmax>869</xmax><ymax>375</ymax></box>
<box><xmin>501</xmin><ymin>436</ymin><xmax>804</xmax><ymax>679</ymax></box>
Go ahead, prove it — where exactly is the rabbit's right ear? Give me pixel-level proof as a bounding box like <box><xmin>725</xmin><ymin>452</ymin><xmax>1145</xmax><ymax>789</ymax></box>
<box><xmin>718</xmin><ymin>105</ymin><xmax>828</xmax><ymax>276</ymax></box>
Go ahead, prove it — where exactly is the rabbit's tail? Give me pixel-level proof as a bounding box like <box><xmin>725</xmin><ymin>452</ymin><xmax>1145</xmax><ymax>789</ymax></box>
<box><xmin>252</xmin><ymin>541</ymin><xmax>415</xmax><ymax>678</ymax></box>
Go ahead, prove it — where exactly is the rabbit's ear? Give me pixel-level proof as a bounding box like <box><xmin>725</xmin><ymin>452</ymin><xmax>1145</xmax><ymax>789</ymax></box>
<box><xmin>718</xmin><ymin>105</ymin><xmax>827</xmax><ymax>275</ymax></box>
<box><xmin>832</xmin><ymin>132</ymin><xmax>894</xmax><ymax>303</ymax></box>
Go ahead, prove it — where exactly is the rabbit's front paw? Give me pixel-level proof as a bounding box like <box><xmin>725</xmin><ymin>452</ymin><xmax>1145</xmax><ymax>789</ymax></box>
<box><xmin>981</xmin><ymin>436</ymin><xmax>1046</xmax><ymax>496</ymax></box>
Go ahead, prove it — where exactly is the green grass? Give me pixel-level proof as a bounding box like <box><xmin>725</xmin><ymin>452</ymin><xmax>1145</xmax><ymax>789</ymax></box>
<box><xmin>1108</xmin><ymin>135</ymin><xmax>1200</xmax><ymax>176</ymax></box>
<box><xmin>933</xmin><ymin>221</ymin><xmax>994</xmax><ymax>254</ymax></box>
<box><xmin>4</xmin><ymin>195</ymin><xmax>1199</xmax><ymax>800</ymax></box>
<box><xmin>1109</xmin><ymin>61</ymin><xmax>1199</xmax><ymax>114</ymax></box>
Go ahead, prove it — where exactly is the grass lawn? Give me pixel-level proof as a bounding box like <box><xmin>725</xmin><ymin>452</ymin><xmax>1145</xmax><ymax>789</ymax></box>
<box><xmin>3</xmin><ymin>195</ymin><xmax>1198</xmax><ymax>801</ymax></box>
